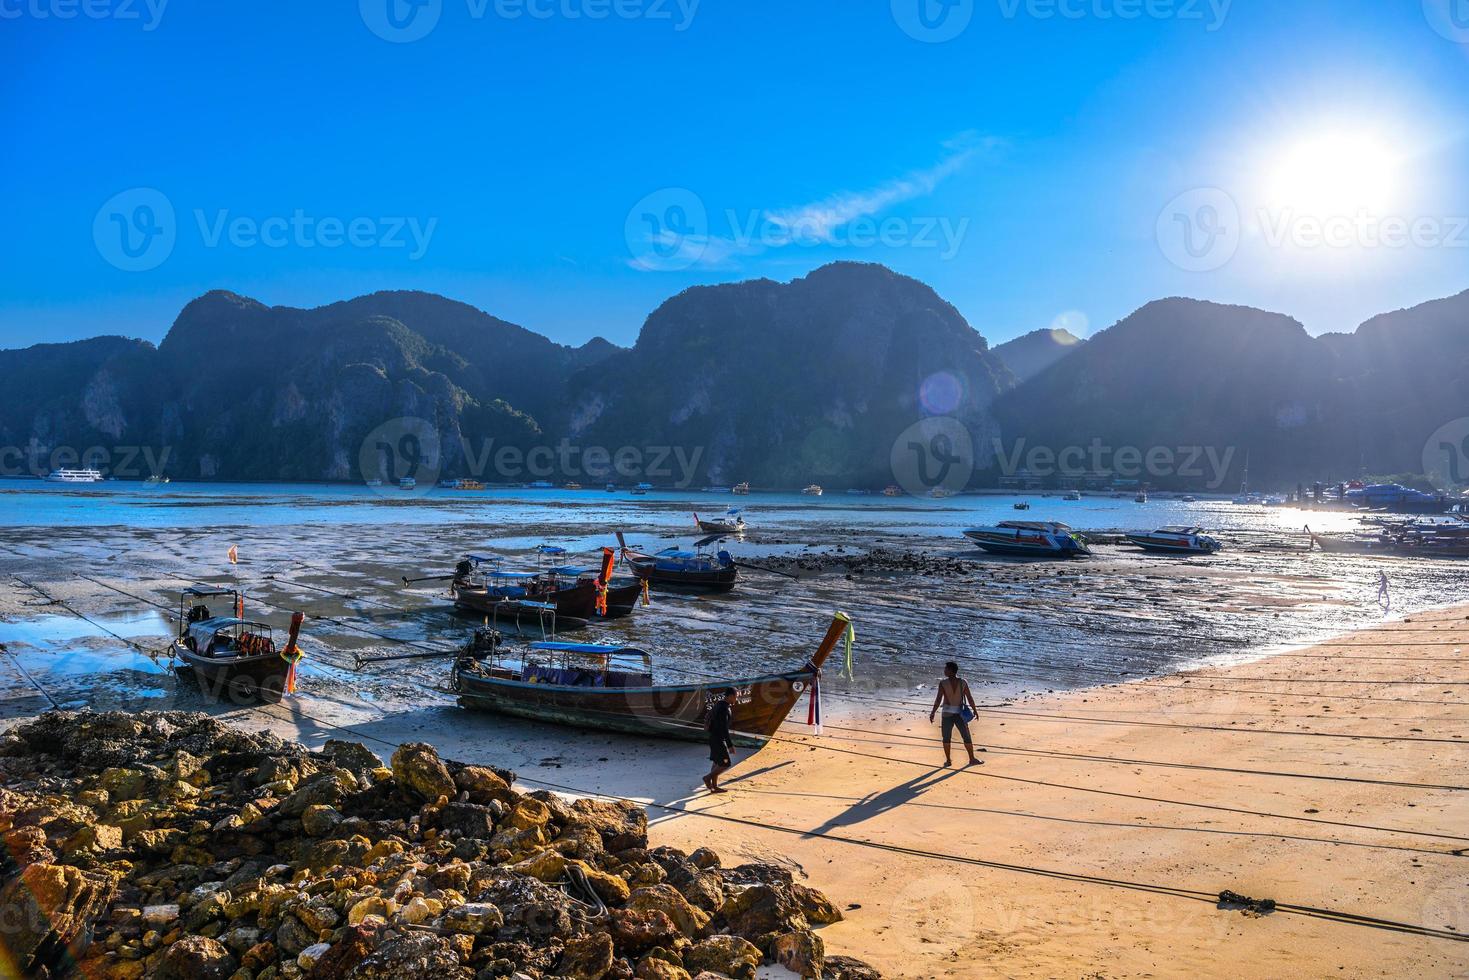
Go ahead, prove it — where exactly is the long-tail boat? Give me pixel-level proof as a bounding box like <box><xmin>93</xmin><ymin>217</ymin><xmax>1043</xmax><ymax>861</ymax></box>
<box><xmin>543</xmin><ymin>547</ymin><xmax>646</xmax><ymax>619</ymax></box>
<box><xmin>451</xmin><ymin>555</ymin><xmax>597</xmax><ymax>626</ymax></box>
<box><xmin>451</xmin><ymin>612</ymin><xmax>852</xmax><ymax>744</ymax></box>
<box><xmin>617</xmin><ymin>532</ymin><xmax>738</xmax><ymax>592</ymax></box>
<box><xmin>172</xmin><ymin>586</ymin><xmax>303</xmax><ymax>703</ymax></box>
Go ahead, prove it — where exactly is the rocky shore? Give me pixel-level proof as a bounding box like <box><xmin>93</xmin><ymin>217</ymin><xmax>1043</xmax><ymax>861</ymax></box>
<box><xmin>0</xmin><ymin>710</ymin><xmax>877</xmax><ymax>980</ymax></box>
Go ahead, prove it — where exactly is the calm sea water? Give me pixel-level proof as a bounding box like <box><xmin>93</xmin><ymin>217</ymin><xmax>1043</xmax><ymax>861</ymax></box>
<box><xmin>0</xmin><ymin>477</ymin><xmax>1363</xmax><ymax>536</ymax></box>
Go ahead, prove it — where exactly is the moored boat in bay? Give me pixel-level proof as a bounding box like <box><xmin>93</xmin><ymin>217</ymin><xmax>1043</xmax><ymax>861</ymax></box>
<box><xmin>963</xmin><ymin>521</ymin><xmax>1091</xmax><ymax>558</ymax></box>
<box><xmin>452</xmin><ymin>612</ymin><xmax>853</xmax><ymax>744</ymax></box>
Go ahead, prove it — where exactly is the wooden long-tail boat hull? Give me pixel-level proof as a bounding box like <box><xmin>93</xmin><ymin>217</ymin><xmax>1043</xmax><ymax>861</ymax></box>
<box><xmin>453</xmin><ymin>612</ymin><xmax>851</xmax><ymax>744</ymax></box>
<box><xmin>174</xmin><ymin>643</ymin><xmax>290</xmax><ymax>704</ymax></box>
<box><xmin>452</xmin><ymin>669</ymin><xmax>814</xmax><ymax>745</ymax></box>
<box><xmin>600</xmin><ymin>579</ymin><xmax>643</xmax><ymax>619</ymax></box>
<box><xmin>454</xmin><ymin>579</ymin><xmax>598</xmax><ymax>620</ymax></box>
<box><xmin>626</xmin><ymin>561</ymin><xmax>738</xmax><ymax>592</ymax></box>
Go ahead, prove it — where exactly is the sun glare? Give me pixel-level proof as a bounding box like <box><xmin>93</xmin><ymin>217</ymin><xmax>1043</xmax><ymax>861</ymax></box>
<box><xmin>1268</xmin><ymin>131</ymin><xmax>1400</xmax><ymax>217</ymax></box>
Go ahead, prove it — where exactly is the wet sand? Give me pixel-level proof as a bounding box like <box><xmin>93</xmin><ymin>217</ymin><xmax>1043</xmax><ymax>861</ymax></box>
<box><xmin>2</xmin><ymin>517</ymin><xmax>1468</xmax><ymax>977</ymax></box>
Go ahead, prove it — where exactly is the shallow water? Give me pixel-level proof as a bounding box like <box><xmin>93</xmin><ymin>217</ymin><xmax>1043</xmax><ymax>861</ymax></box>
<box><xmin>0</xmin><ymin>479</ymin><xmax>1461</xmax><ymax>723</ymax></box>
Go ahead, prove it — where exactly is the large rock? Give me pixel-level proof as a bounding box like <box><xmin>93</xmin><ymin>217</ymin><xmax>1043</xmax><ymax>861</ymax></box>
<box><xmin>569</xmin><ymin>798</ymin><xmax>648</xmax><ymax>851</ymax></box>
<box><xmin>627</xmin><ymin>884</ymin><xmax>711</xmax><ymax>937</ymax></box>
<box><xmin>471</xmin><ymin>869</ymin><xmax>574</xmax><ymax>942</ymax></box>
<box><xmin>390</xmin><ymin>742</ymin><xmax>456</xmax><ymax>803</ymax></box>
<box><xmin>351</xmin><ymin>931</ymin><xmax>467</xmax><ymax>978</ymax></box>
<box><xmin>607</xmin><ymin>908</ymin><xmax>682</xmax><ymax>956</ymax></box>
<box><xmin>307</xmin><ymin>923</ymin><xmax>383</xmax><ymax>979</ymax></box>
<box><xmin>454</xmin><ymin>765</ymin><xmax>517</xmax><ymax>806</ymax></box>
<box><xmin>153</xmin><ymin>935</ymin><xmax>238</xmax><ymax>980</ymax></box>
<box><xmin>558</xmin><ymin>931</ymin><xmax>615</xmax><ymax>979</ymax></box>
<box><xmin>719</xmin><ymin>884</ymin><xmax>807</xmax><ymax>939</ymax></box>
<box><xmin>682</xmin><ymin>935</ymin><xmax>762</xmax><ymax>980</ymax></box>
<box><xmin>824</xmin><ymin>955</ymin><xmax>883</xmax><ymax>980</ymax></box>
<box><xmin>773</xmin><ymin>929</ymin><xmax>825</xmax><ymax>978</ymax></box>
<box><xmin>438</xmin><ymin>801</ymin><xmax>498</xmax><ymax>840</ymax></box>
<box><xmin>0</xmin><ymin>862</ymin><xmax>117</xmax><ymax>974</ymax></box>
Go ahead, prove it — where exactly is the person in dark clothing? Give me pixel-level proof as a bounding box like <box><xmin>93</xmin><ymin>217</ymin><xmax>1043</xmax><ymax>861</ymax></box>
<box><xmin>703</xmin><ymin>687</ymin><xmax>736</xmax><ymax>794</ymax></box>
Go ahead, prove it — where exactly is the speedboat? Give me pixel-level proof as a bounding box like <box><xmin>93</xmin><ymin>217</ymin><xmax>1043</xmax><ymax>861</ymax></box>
<box><xmin>883</xmin><ymin>485</ymin><xmax>902</xmax><ymax>497</ymax></box>
<box><xmin>398</xmin><ymin>477</ymin><xmax>416</xmax><ymax>490</ymax></box>
<box><xmin>1345</xmin><ymin>483</ymin><xmax>1453</xmax><ymax>514</ymax></box>
<box><xmin>1014</xmin><ymin>501</ymin><xmax>1031</xmax><ymax>511</ymax></box>
<box><xmin>1134</xmin><ymin>492</ymin><xmax>1149</xmax><ymax>503</ymax></box>
<box><xmin>46</xmin><ymin>468</ymin><xmax>103</xmax><ymax>483</ymax></box>
<box><xmin>1126</xmin><ymin>526</ymin><xmax>1222</xmax><ymax>555</ymax></box>
<box><xmin>802</xmin><ymin>485</ymin><xmax>823</xmax><ymax>496</ymax></box>
<box><xmin>632</xmin><ymin>483</ymin><xmax>653</xmax><ymax>495</ymax></box>
<box><xmin>732</xmin><ymin>482</ymin><xmax>751</xmax><ymax>495</ymax></box>
<box><xmin>564</xmin><ymin>482</ymin><xmax>583</xmax><ymax>490</ymax></box>
<box><xmin>1062</xmin><ymin>491</ymin><xmax>1081</xmax><ymax>501</ymax></box>
<box><xmin>929</xmin><ymin>487</ymin><xmax>953</xmax><ymax>499</ymax></box>
<box><xmin>963</xmin><ymin>522</ymin><xmax>1091</xmax><ymax>558</ymax></box>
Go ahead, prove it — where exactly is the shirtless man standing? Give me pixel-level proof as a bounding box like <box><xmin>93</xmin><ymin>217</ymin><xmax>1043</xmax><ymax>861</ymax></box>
<box><xmin>928</xmin><ymin>660</ymin><xmax>982</xmax><ymax>767</ymax></box>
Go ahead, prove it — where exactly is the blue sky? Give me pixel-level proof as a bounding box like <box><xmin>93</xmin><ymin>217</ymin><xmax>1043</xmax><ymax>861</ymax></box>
<box><xmin>3</xmin><ymin>0</ymin><xmax>1468</xmax><ymax>351</ymax></box>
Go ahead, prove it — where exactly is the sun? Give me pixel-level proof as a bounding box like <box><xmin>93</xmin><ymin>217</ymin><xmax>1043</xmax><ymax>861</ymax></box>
<box><xmin>1267</xmin><ymin>130</ymin><xmax>1400</xmax><ymax>217</ymax></box>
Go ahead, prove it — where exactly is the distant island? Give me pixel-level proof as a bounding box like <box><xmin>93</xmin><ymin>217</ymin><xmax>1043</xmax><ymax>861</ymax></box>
<box><xmin>2</xmin><ymin>262</ymin><xmax>1466</xmax><ymax>492</ymax></box>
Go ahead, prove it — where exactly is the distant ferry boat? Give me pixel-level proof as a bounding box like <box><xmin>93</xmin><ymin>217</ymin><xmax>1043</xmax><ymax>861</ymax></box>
<box><xmin>46</xmin><ymin>468</ymin><xmax>103</xmax><ymax>483</ymax></box>
<box><xmin>802</xmin><ymin>485</ymin><xmax>823</xmax><ymax>496</ymax></box>
<box><xmin>632</xmin><ymin>483</ymin><xmax>653</xmax><ymax>496</ymax></box>
<box><xmin>399</xmin><ymin>477</ymin><xmax>416</xmax><ymax>490</ymax></box>
<box><xmin>732</xmin><ymin>482</ymin><xmax>750</xmax><ymax>495</ymax></box>
<box><xmin>1062</xmin><ymin>491</ymin><xmax>1081</xmax><ymax>501</ymax></box>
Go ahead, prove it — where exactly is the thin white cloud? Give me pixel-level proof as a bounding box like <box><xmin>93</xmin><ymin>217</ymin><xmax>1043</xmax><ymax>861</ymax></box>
<box><xmin>626</xmin><ymin>133</ymin><xmax>999</xmax><ymax>272</ymax></box>
<box><xmin>764</xmin><ymin>134</ymin><xmax>996</xmax><ymax>244</ymax></box>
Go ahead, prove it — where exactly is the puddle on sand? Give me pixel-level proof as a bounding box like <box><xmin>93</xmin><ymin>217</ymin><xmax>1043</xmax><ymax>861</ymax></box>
<box><xmin>0</xmin><ymin>610</ymin><xmax>174</xmax><ymax>701</ymax></box>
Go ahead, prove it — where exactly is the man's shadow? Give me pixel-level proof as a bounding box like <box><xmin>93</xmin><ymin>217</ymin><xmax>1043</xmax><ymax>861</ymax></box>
<box><xmin>803</xmin><ymin>766</ymin><xmax>961</xmax><ymax>838</ymax></box>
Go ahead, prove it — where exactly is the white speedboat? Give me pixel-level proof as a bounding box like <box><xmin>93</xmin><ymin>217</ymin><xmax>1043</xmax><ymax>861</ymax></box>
<box><xmin>399</xmin><ymin>477</ymin><xmax>417</xmax><ymax>490</ymax></box>
<box><xmin>963</xmin><ymin>522</ymin><xmax>1091</xmax><ymax>558</ymax></box>
<box><xmin>1126</xmin><ymin>526</ymin><xmax>1222</xmax><ymax>555</ymax></box>
<box><xmin>802</xmin><ymin>485</ymin><xmax>823</xmax><ymax>496</ymax></box>
<box><xmin>46</xmin><ymin>468</ymin><xmax>103</xmax><ymax>483</ymax></box>
<box><xmin>1062</xmin><ymin>491</ymin><xmax>1082</xmax><ymax>501</ymax></box>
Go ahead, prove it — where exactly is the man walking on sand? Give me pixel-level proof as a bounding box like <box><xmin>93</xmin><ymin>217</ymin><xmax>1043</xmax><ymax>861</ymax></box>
<box><xmin>929</xmin><ymin>661</ymin><xmax>982</xmax><ymax>767</ymax></box>
<box><xmin>703</xmin><ymin>687</ymin><xmax>736</xmax><ymax>794</ymax></box>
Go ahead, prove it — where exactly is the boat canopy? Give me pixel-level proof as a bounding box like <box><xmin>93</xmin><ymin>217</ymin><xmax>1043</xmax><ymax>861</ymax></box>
<box><xmin>535</xmin><ymin>545</ymin><xmax>567</xmax><ymax>555</ymax></box>
<box><xmin>546</xmin><ymin>566</ymin><xmax>594</xmax><ymax>577</ymax></box>
<box><xmin>184</xmin><ymin>586</ymin><xmax>239</xmax><ymax>598</ymax></box>
<box><xmin>488</xmin><ymin>571</ymin><xmax>540</xmax><ymax>580</ymax></box>
<box><xmin>657</xmin><ymin>549</ymin><xmax>697</xmax><ymax>560</ymax></box>
<box><xmin>531</xmin><ymin>641</ymin><xmax>632</xmax><ymax>654</ymax></box>
<box><xmin>465</xmin><ymin>553</ymin><xmax>501</xmax><ymax>565</ymax></box>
